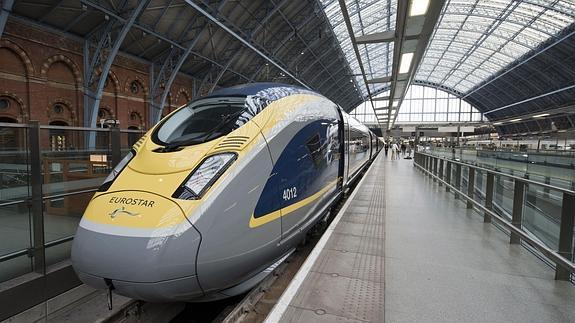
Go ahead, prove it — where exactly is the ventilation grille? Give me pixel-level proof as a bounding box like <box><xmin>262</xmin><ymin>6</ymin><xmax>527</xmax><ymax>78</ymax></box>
<box><xmin>213</xmin><ymin>136</ymin><xmax>250</xmax><ymax>151</ymax></box>
<box><xmin>133</xmin><ymin>135</ymin><xmax>147</xmax><ymax>149</ymax></box>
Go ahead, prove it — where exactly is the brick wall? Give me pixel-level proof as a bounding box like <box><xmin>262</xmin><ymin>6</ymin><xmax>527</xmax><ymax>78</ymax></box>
<box><xmin>0</xmin><ymin>20</ymin><xmax>194</xmax><ymax>130</ymax></box>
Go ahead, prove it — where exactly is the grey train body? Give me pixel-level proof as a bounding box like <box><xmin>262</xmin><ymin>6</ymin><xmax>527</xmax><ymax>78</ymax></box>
<box><xmin>71</xmin><ymin>83</ymin><xmax>381</xmax><ymax>302</ymax></box>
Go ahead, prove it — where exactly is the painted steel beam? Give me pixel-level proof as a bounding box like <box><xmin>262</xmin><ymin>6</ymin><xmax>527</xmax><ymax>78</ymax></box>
<box><xmin>83</xmin><ymin>0</ymin><xmax>150</xmax><ymax>137</ymax></box>
<box><xmin>80</xmin><ymin>0</ymin><xmax>250</xmax><ymax>83</ymax></box>
<box><xmin>355</xmin><ymin>30</ymin><xmax>395</xmax><ymax>44</ymax></box>
<box><xmin>0</xmin><ymin>0</ymin><xmax>14</xmax><ymax>38</ymax></box>
<box><xmin>337</xmin><ymin>0</ymin><xmax>380</xmax><ymax>126</ymax></box>
<box><xmin>270</xmin><ymin>1</ymin><xmax>349</xmax><ymax>97</ymax></box>
<box><xmin>183</xmin><ymin>0</ymin><xmax>309</xmax><ymax>89</ymax></box>
<box><xmin>366</xmin><ymin>76</ymin><xmax>392</xmax><ymax>84</ymax></box>
<box><xmin>149</xmin><ymin>0</ymin><xmax>232</xmax><ymax>125</ymax></box>
<box><xmin>248</xmin><ymin>6</ymin><xmax>318</xmax><ymax>81</ymax></box>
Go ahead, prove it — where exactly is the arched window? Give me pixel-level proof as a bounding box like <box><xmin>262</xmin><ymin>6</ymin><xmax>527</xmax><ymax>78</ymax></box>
<box><xmin>349</xmin><ymin>85</ymin><xmax>483</xmax><ymax>125</ymax></box>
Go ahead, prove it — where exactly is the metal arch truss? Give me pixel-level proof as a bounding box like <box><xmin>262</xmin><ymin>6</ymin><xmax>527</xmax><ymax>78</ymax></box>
<box><xmin>83</xmin><ymin>0</ymin><xmax>151</xmax><ymax>137</ymax></box>
<box><xmin>148</xmin><ymin>0</ymin><xmax>233</xmax><ymax>125</ymax></box>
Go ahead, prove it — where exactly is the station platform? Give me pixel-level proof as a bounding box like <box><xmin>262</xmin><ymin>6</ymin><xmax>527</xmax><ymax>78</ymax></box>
<box><xmin>266</xmin><ymin>153</ymin><xmax>575</xmax><ymax>322</ymax></box>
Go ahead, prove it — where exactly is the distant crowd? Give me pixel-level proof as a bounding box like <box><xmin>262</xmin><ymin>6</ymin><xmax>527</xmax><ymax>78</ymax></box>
<box><xmin>384</xmin><ymin>140</ymin><xmax>413</xmax><ymax>160</ymax></box>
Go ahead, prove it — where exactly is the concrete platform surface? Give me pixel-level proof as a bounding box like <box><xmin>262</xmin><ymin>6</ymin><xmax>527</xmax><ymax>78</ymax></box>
<box><xmin>267</xmin><ymin>153</ymin><xmax>575</xmax><ymax>323</ymax></box>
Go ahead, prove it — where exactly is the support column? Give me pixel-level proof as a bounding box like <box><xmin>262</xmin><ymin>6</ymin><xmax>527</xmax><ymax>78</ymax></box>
<box><xmin>555</xmin><ymin>193</ymin><xmax>575</xmax><ymax>280</ymax></box>
<box><xmin>510</xmin><ymin>180</ymin><xmax>525</xmax><ymax>244</ymax></box>
<box><xmin>484</xmin><ymin>173</ymin><xmax>494</xmax><ymax>223</ymax></box>
<box><xmin>467</xmin><ymin>167</ymin><xmax>475</xmax><ymax>209</ymax></box>
<box><xmin>83</xmin><ymin>1</ymin><xmax>151</xmax><ymax>147</ymax></box>
<box><xmin>28</xmin><ymin>121</ymin><xmax>45</xmax><ymax>274</ymax></box>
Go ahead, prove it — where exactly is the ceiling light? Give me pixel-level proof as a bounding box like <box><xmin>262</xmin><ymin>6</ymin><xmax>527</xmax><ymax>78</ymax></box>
<box><xmin>493</xmin><ymin>122</ymin><xmax>502</xmax><ymax>125</ymax></box>
<box><xmin>533</xmin><ymin>113</ymin><xmax>549</xmax><ymax>118</ymax></box>
<box><xmin>399</xmin><ymin>53</ymin><xmax>414</xmax><ymax>74</ymax></box>
<box><xmin>409</xmin><ymin>0</ymin><xmax>430</xmax><ymax>16</ymax></box>
<box><xmin>510</xmin><ymin>118</ymin><xmax>522</xmax><ymax>122</ymax></box>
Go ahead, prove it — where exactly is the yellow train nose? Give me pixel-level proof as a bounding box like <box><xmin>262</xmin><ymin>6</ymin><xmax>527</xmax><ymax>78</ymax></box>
<box><xmin>81</xmin><ymin>191</ymin><xmax>188</xmax><ymax>232</ymax></box>
<box><xmin>71</xmin><ymin>191</ymin><xmax>204</xmax><ymax>301</ymax></box>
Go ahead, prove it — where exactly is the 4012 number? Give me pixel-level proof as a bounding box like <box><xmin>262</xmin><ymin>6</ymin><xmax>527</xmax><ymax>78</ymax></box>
<box><xmin>283</xmin><ymin>187</ymin><xmax>297</xmax><ymax>201</ymax></box>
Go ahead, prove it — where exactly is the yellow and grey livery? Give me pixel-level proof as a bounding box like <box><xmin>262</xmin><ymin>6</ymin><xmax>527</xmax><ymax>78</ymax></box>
<box><xmin>71</xmin><ymin>83</ymin><xmax>381</xmax><ymax>302</ymax></box>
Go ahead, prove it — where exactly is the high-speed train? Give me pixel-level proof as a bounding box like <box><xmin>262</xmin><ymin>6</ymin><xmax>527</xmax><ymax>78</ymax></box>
<box><xmin>71</xmin><ymin>83</ymin><xmax>381</xmax><ymax>302</ymax></box>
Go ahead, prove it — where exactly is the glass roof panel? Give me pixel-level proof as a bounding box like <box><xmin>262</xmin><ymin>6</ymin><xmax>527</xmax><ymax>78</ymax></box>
<box><xmin>416</xmin><ymin>0</ymin><xmax>575</xmax><ymax>94</ymax></box>
<box><xmin>320</xmin><ymin>0</ymin><xmax>396</xmax><ymax>97</ymax></box>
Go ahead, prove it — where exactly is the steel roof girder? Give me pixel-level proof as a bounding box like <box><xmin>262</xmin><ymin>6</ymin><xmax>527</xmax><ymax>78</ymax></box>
<box><xmin>84</xmin><ymin>0</ymin><xmax>151</xmax><ymax>135</ymax></box>
<box><xmin>271</xmin><ymin>2</ymin><xmax>347</xmax><ymax>94</ymax></box>
<box><xmin>80</xmin><ymin>0</ymin><xmax>250</xmax><ymax>83</ymax></box>
<box><xmin>149</xmin><ymin>0</ymin><xmax>233</xmax><ymax>121</ymax></box>
<box><xmin>355</xmin><ymin>30</ymin><xmax>395</xmax><ymax>44</ymax></box>
<box><xmin>248</xmin><ymin>9</ymin><xmax>321</xmax><ymax>81</ymax></box>
<box><xmin>183</xmin><ymin>0</ymin><xmax>309</xmax><ymax>89</ymax></box>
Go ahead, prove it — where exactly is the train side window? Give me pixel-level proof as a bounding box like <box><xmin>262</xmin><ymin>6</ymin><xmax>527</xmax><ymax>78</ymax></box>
<box><xmin>305</xmin><ymin>133</ymin><xmax>324</xmax><ymax>168</ymax></box>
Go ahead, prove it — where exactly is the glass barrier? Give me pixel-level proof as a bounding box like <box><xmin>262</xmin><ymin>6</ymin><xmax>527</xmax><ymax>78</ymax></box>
<box><xmin>0</xmin><ymin>123</ymin><xmax>146</xmax><ymax>285</ymax></box>
<box><xmin>0</xmin><ymin>125</ymin><xmax>33</xmax><ymax>282</ymax></box>
<box><xmin>423</xmin><ymin>147</ymin><xmax>575</xmax><ymax>191</ymax></box>
<box><xmin>415</xmin><ymin>152</ymin><xmax>575</xmax><ymax>282</ymax></box>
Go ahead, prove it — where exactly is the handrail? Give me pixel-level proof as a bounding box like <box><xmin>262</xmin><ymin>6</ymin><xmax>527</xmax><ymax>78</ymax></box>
<box><xmin>43</xmin><ymin>188</ymin><xmax>98</xmax><ymax>200</ymax></box>
<box><xmin>0</xmin><ymin>122</ymin><xmax>146</xmax><ymax>133</ymax></box>
<box><xmin>420</xmin><ymin>151</ymin><xmax>575</xmax><ymax>196</ymax></box>
<box><xmin>0</xmin><ymin>235</ymin><xmax>75</xmax><ymax>263</ymax></box>
<box><xmin>414</xmin><ymin>154</ymin><xmax>575</xmax><ymax>276</ymax></box>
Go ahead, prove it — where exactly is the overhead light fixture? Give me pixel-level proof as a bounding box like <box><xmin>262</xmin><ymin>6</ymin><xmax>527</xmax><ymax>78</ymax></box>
<box><xmin>399</xmin><ymin>53</ymin><xmax>414</xmax><ymax>74</ymax></box>
<box><xmin>493</xmin><ymin>122</ymin><xmax>502</xmax><ymax>125</ymax></box>
<box><xmin>533</xmin><ymin>113</ymin><xmax>549</xmax><ymax>118</ymax></box>
<box><xmin>510</xmin><ymin>118</ymin><xmax>522</xmax><ymax>122</ymax></box>
<box><xmin>409</xmin><ymin>0</ymin><xmax>430</xmax><ymax>17</ymax></box>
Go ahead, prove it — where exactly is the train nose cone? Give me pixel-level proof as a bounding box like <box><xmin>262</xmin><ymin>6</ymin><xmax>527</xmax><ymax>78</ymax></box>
<box><xmin>71</xmin><ymin>191</ymin><xmax>203</xmax><ymax>302</ymax></box>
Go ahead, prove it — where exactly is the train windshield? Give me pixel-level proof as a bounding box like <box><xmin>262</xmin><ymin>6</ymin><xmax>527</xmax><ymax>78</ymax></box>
<box><xmin>154</xmin><ymin>96</ymin><xmax>254</xmax><ymax>149</ymax></box>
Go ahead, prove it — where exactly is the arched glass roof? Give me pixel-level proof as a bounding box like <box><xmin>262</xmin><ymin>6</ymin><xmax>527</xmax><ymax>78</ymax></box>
<box><xmin>320</xmin><ymin>0</ymin><xmax>396</xmax><ymax>97</ymax></box>
<box><xmin>321</xmin><ymin>0</ymin><xmax>574</xmax><ymax>122</ymax></box>
<box><xmin>416</xmin><ymin>0</ymin><xmax>575</xmax><ymax>93</ymax></box>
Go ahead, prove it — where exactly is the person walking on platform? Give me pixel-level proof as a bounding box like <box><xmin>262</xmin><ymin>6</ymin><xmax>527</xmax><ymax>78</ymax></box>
<box><xmin>400</xmin><ymin>142</ymin><xmax>407</xmax><ymax>156</ymax></box>
<box><xmin>384</xmin><ymin>143</ymin><xmax>389</xmax><ymax>157</ymax></box>
<box><xmin>391</xmin><ymin>142</ymin><xmax>399</xmax><ymax>160</ymax></box>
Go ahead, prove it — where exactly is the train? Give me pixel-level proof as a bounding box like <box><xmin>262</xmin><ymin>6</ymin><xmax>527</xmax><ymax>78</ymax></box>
<box><xmin>71</xmin><ymin>83</ymin><xmax>381</xmax><ymax>302</ymax></box>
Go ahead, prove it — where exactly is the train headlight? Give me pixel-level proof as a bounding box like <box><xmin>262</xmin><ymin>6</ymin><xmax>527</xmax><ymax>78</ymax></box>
<box><xmin>173</xmin><ymin>153</ymin><xmax>236</xmax><ymax>200</ymax></box>
<box><xmin>98</xmin><ymin>150</ymin><xmax>135</xmax><ymax>192</ymax></box>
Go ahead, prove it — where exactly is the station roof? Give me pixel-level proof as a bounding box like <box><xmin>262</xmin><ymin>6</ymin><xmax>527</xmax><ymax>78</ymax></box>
<box><xmin>6</xmin><ymin>0</ymin><xmax>575</xmax><ymax>135</ymax></box>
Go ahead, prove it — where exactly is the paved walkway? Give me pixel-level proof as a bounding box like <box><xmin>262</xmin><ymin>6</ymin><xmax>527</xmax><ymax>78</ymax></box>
<box><xmin>267</xmin><ymin>152</ymin><xmax>575</xmax><ymax>322</ymax></box>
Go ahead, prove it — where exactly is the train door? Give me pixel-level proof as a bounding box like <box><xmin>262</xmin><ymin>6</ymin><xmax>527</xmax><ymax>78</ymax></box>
<box><xmin>343</xmin><ymin>114</ymin><xmax>350</xmax><ymax>186</ymax></box>
<box><xmin>335</xmin><ymin>106</ymin><xmax>345</xmax><ymax>190</ymax></box>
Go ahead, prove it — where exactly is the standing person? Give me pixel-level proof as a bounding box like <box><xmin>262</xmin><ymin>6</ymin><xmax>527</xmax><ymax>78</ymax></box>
<box><xmin>384</xmin><ymin>142</ymin><xmax>389</xmax><ymax>157</ymax></box>
<box><xmin>401</xmin><ymin>142</ymin><xmax>407</xmax><ymax>156</ymax></box>
<box><xmin>391</xmin><ymin>142</ymin><xmax>399</xmax><ymax>160</ymax></box>
<box><xmin>406</xmin><ymin>143</ymin><xmax>412</xmax><ymax>158</ymax></box>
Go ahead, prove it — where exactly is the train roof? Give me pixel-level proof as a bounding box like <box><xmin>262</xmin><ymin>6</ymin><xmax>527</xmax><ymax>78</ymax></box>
<box><xmin>205</xmin><ymin>83</ymin><xmax>307</xmax><ymax>98</ymax></box>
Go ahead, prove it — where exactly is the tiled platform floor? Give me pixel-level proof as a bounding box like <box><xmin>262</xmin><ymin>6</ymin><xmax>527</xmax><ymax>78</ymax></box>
<box><xmin>271</xmin><ymin>152</ymin><xmax>575</xmax><ymax>323</ymax></box>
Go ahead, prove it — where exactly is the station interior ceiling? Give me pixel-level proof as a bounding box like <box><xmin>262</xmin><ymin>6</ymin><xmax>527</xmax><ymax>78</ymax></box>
<box><xmin>1</xmin><ymin>0</ymin><xmax>574</xmax><ymax>137</ymax></box>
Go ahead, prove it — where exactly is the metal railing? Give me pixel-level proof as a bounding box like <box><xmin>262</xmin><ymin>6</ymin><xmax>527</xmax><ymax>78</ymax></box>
<box><xmin>414</xmin><ymin>151</ymin><xmax>575</xmax><ymax>281</ymax></box>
